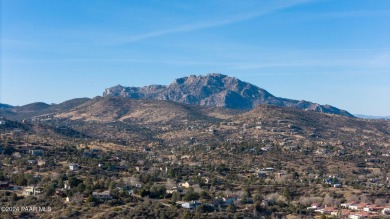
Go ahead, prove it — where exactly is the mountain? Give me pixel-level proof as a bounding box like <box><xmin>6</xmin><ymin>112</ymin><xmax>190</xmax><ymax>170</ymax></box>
<box><xmin>103</xmin><ymin>73</ymin><xmax>353</xmax><ymax>117</ymax></box>
<box><xmin>1</xmin><ymin>96</ymin><xmax>388</xmax><ymax>148</ymax></box>
<box><xmin>354</xmin><ymin>114</ymin><xmax>390</xmax><ymax>120</ymax></box>
<box><xmin>11</xmin><ymin>102</ymin><xmax>52</xmax><ymax>113</ymax></box>
<box><xmin>0</xmin><ymin>98</ymin><xmax>91</xmax><ymax>120</ymax></box>
<box><xmin>0</xmin><ymin>103</ymin><xmax>13</xmax><ymax>109</ymax></box>
<box><xmin>54</xmin><ymin>96</ymin><xmax>216</xmax><ymax>124</ymax></box>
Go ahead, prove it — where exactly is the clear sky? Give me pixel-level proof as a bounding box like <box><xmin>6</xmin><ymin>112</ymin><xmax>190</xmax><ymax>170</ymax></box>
<box><xmin>1</xmin><ymin>0</ymin><xmax>389</xmax><ymax>115</ymax></box>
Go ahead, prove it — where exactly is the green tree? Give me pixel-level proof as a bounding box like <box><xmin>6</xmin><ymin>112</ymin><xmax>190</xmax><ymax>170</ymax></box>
<box><xmin>86</xmin><ymin>195</ymin><xmax>96</xmax><ymax>203</ymax></box>
<box><xmin>140</xmin><ymin>189</ymin><xmax>149</xmax><ymax>197</ymax></box>
<box><xmin>10</xmin><ymin>193</ymin><xmax>18</xmax><ymax>202</ymax></box>
<box><xmin>171</xmin><ymin>192</ymin><xmax>181</xmax><ymax>202</ymax></box>
<box><xmin>45</xmin><ymin>182</ymin><xmax>55</xmax><ymax>197</ymax></box>
<box><xmin>227</xmin><ymin>204</ymin><xmax>236</xmax><ymax>213</ymax></box>
<box><xmin>282</xmin><ymin>187</ymin><xmax>292</xmax><ymax>201</ymax></box>
<box><xmin>77</xmin><ymin>183</ymin><xmax>86</xmax><ymax>193</ymax></box>
<box><xmin>194</xmin><ymin>206</ymin><xmax>203</xmax><ymax>219</ymax></box>
<box><xmin>16</xmin><ymin>176</ymin><xmax>28</xmax><ymax>186</ymax></box>
<box><xmin>183</xmin><ymin>191</ymin><xmax>200</xmax><ymax>201</ymax></box>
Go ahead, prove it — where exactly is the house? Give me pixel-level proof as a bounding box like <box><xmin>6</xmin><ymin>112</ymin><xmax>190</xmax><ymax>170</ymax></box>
<box><xmin>182</xmin><ymin>201</ymin><xmax>200</xmax><ymax>209</ymax></box>
<box><xmin>358</xmin><ymin>203</ymin><xmax>369</xmax><ymax>211</ymax></box>
<box><xmin>92</xmin><ymin>191</ymin><xmax>112</xmax><ymax>201</ymax></box>
<box><xmin>10</xmin><ymin>185</ymin><xmax>19</xmax><ymax>191</ymax></box>
<box><xmin>261</xmin><ymin>146</ymin><xmax>273</xmax><ymax>152</ymax></box>
<box><xmin>307</xmin><ymin>203</ymin><xmax>320</xmax><ymax>210</ymax></box>
<box><xmin>315</xmin><ymin>206</ymin><xmax>336</xmax><ymax>214</ymax></box>
<box><xmin>340</xmin><ymin>202</ymin><xmax>359</xmax><ymax>210</ymax></box>
<box><xmin>262</xmin><ymin>167</ymin><xmax>274</xmax><ymax>172</ymax></box>
<box><xmin>223</xmin><ymin>195</ymin><xmax>239</xmax><ymax>205</ymax></box>
<box><xmin>69</xmin><ymin>163</ymin><xmax>79</xmax><ymax>171</ymax></box>
<box><xmin>135</xmin><ymin>166</ymin><xmax>149</xmax><ymax>172</ymax></box>
<box><xmin>257</xmin><ymin>171</ymin><xmax>269</xmax><ymax>178</ymax></box>
<box><xmin>331</xmin><ymin>210</ymin><xmax>341</xmax><ymax>217</ymax></box>
<box><xmin>29</xmin><ymin>149</ymin><xmax>44</xmax><ymax>156</ymax></box>
<box><xmin>208</xmin><ymin>127</ymin><xmax>216</xmax><ymax>135</ymax></box>
<box><xmin>277</xmin><ymin>172</ymin><xmax>288</xmax><ymax>178</ymax></box>
<box><xmin>348</xmin><ymin>203</ymin><xmax>360</xmax><ymax>211</ymax></box>
<box><xmin>167</xmin><ymin>186</ymin><xmax>183</xmax><ymax>194</ymax></box>
<box><xmin>37</xmin><ymin>160</ymin><xmax>46</xmax><ymax>166</ymax></box>
<box><xmin>24</xmin><ymin>186</ymin><xmax>36</xmax><ymax>195</ymax></box>
<box><xmin>55</xmin><ymin>190</ymin><xmax>66</xmax><ymax>197</ymax></box>
<box><xmin>143</xmin><ymin>147</ymin><xmax>152</xmax><ymax>152</ymax></box>
<box><xmin>315</xmin><ymin>148</ymin><xmax>331</xmax><ymax>155</ymax></box>
<box><xmin>64</xmin><ymin>180</ymin><xmax>71</xmax><ymax>190</ymax></box>
<box><xmin>181</xmin><ymin>181</ymin><xmax>196</xmax><ymax>188</ymax></box>
<box><xmin>333</xmin><ymin>183</ymin><xmax>342</xmax><ymax>188</ymax></box>
<box><xmin>34</xmin><ymin>187</ymin><xmax>44</xmax><ymax>195</ymax></box>
<box><xmin>0</xmin><ymin>181</ymin><xmax>10</xmax><ymax>190</ymax></box>
<box><xmin>27</xmin><ymin>160</ymin><xmax>37</xmax><ymax>165</ymax></box>
<box><xmin>340</xmin><ymin>209</ymin><xmax>352</xmax><ymax>218</ymax></box>
<box><xmin>349</xmin><ymin>212</ymin><xmax>379</xmax><ymax>219</ymax></box>
<box><xmin>363</xmin><ymin>204</ymin><xmax>383</xmax><ymax>212</ymax></box>
<box><xmin>341</xmin><ymin>202</ymin><xmax>357</xmax><ymax>209</ymax></box>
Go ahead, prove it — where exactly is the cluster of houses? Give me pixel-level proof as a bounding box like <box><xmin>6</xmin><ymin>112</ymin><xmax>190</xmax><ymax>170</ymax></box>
<box><xmin>323</xmin><ymin>175</ymin><xmax>343</xmax><ymax>188</ymax></box>
<box><xmin>0</xmin><ymin>182</ymin><xmax>45</xmax><ymax>197</ymax></box>
<box><xmin>178</xmin><ymin>195</ymin><xmax>242</xmax><ymax>210</ymax></box>
<box><xmin>308</xmin><ymin>202</ymin><xmax>390</xmax><ymax>218</ymax></box>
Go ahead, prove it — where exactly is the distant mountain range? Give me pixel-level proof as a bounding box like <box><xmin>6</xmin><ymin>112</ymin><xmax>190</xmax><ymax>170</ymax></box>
<box><xmin>103</xmin><ymin>73</ymin><xmax>353</xmax><ymax>117</ymax></box>
<box><xmin>0</xmin><ymin>98</ymin><xmax>91</xmax><ymax>120</ymax></box>
<box><xmin>354</xmin><ymin>114</ymin><xmax>390</xmax><ymax>120</ymax></box>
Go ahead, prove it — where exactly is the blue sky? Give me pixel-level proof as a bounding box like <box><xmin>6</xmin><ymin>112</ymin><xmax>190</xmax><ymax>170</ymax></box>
<box><xmin>1</xmin><ymin>0</ymin><xmax>389</xmax><ymax>115</ymax></box>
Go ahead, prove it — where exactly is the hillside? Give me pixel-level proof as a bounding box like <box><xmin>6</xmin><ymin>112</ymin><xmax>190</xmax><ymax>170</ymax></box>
<box><xmin>0</xmin><ymin>98</ymin><xmax>91</xmax><ymax>120</ymax></box>
<box><xmin>0</xmin><ymin>103</ymin><xmax>13</xmax><ymax>109</ymax></box>
<box><xmin>54</xmin><ymin>96</ymin><xmax>218</xmax><ymax>124</ymax></box>
<box><xmin>1</xmin><ymin>96</ymin><xmax>388</xmax><ymax>148</ymax></box>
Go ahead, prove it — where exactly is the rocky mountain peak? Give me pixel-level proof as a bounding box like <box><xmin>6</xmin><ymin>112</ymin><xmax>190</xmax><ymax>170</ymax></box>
<box><xmin>103</xmin><ymin>73</ymin><xmax>353</xmax><ymax>117</ymax></box>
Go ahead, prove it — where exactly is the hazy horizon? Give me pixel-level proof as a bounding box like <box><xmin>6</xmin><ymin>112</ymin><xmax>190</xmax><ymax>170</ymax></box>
<box><xmin>1</xmin><ymin>0</ymin><xmax>389</xmax><ymax>115</ymax></box>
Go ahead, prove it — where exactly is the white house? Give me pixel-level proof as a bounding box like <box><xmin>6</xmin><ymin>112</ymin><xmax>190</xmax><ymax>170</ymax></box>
<box><xmin>182</xmin><ymin>201</ymin><xmax>199</xmax><ymax>209</ymax></box>
<box><xmin>341</xmin><ymin>202</ymin><xmax>355</xmax><ymax>208</ymax></box>
<box><xmin>348</xmin><ymin>212</ymin><xmax>372</xmax><ymax>219</ymax></box>
<box><xmin>69</xmin><ymin>163</ymin><xmax>79</xmax><ymax>171</ymax></box>
<box><xmin>24</xmin><ymin>186</ymin><xmax>35</xmax><ymax>196</ymax></box>
<box><xmin>348</xmin><ymin>203</ymin><xmax>360</xmax><ymax>211</ymax></box>
<box><xmin>333</xmin><ymin>183</ymin><xmax>342</xmax><ymax>188</ymax></box>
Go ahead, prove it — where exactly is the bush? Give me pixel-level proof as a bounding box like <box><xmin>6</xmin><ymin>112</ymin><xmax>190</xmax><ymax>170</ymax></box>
<box><xmin>183</xmin><ymin>191</ymin><xmax>200</xmax><ymax>201</ymax></box>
